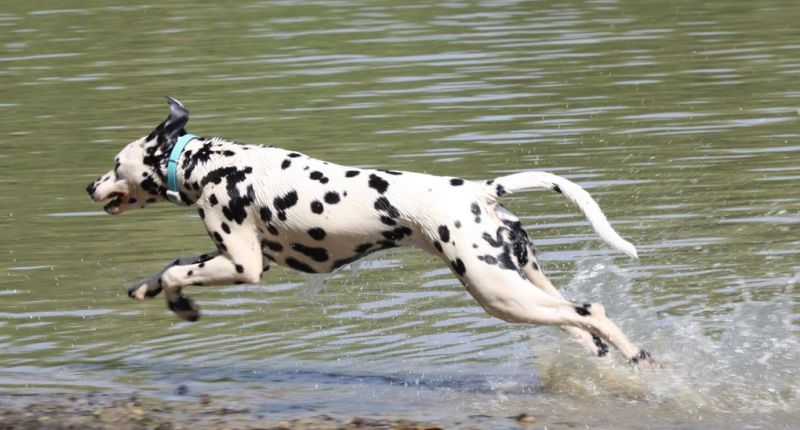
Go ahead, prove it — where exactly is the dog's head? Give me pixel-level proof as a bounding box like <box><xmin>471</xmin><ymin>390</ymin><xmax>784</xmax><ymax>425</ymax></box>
<box><xmin>86</xmin><ymin>97</ymin><xmax>191</xmax><ymax>215</ymax></box>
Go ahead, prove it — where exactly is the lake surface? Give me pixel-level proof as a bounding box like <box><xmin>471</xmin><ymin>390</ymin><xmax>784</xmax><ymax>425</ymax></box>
<box><xmin>0</xmin><ymin>0</ymin><xmax>797</xmax><ymax>428</ymax></box>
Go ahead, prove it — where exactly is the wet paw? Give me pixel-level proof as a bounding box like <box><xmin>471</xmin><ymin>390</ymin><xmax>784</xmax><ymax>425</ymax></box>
<box><xmin>168</xmin><ymin>296</ymin><xmax>200</xmax><ymax>322</ymax></box>
<box><xmin>127</xmin><ymin>280</ymin><xmax>162</xmax><ymax>300</ymax></box>
<box><xmin>630</xmin><ymin>350</ymin><xmax>662</xmax><ymax>371</ymax></box>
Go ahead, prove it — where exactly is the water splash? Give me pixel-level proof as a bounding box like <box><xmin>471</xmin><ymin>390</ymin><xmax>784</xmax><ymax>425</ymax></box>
<box><xmin>530</xmin><ymin>258</ymin><xmax>798</xmax><ymax>420</ymax></box>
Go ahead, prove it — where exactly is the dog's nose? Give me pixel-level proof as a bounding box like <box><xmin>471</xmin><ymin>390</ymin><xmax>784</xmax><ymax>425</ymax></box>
<box><xmin>86</xmin><ymin>181</ymin><xmax>96</xmax><ymax>197</ymax></box>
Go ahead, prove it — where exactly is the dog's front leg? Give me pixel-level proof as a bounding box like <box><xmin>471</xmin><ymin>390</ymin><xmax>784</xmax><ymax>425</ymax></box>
<box><xmin>158</xmin><ymin>225</ymin><xmax>264</xmax><ymax>321</ymax></box>
<box><xmin>128</xmin><ymin>252</ymin><xmax>220</xmax><ymax>300</ymax></box>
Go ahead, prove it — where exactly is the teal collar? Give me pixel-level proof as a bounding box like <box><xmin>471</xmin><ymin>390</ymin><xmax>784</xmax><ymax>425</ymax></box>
<box><xmin>166</xmin><ymin>133</ymin><xmax>197</xmax><ymax>204</ymax></box>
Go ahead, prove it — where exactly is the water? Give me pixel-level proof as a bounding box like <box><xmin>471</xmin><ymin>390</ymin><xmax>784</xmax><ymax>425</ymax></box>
<box><xmin>1</xmin><ymin>0</ymin><xmax>798</xmax><ymax>427</ymax></box>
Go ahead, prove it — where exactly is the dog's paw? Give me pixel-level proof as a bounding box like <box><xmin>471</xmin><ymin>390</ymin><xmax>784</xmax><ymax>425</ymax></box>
<box><xmin>168</xmin><ymin>296</ymin><xmax>200</xmax><ymax>322</ymax></box>
<box><xmin>629</xmin><ymin>350</ymin><xmax>662</xmax><ymax>371</ymax></box>
<box><xmin>127</xmin><ymin>280</ymin><xmax>163</xmax><ymax>300</ymax></box>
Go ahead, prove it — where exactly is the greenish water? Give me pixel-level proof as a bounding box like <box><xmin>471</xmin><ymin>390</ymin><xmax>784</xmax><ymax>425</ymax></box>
<box><xmin>1</xmin><ymin>0</ymin><xmax>798</xmax><ymax>427</ymax></box>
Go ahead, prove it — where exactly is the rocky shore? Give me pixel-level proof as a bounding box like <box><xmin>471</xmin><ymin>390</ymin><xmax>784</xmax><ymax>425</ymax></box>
<box><xmin>0</xmin><ymin>394</ymin><xmax>543</xmax><ymax>430</ymax></box>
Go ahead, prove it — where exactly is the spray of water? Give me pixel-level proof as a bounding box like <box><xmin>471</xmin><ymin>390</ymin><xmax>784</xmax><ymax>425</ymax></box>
<box><xmin>531</xmin><ymin>258</ymin><xmax>798</xmax><ymax>420</ymax></box>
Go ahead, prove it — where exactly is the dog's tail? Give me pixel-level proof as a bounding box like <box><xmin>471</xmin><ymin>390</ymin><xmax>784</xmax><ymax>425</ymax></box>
<box><xmin>485</xmin><ymin>171</ymin><xmax>638</xmax><ymax>258</ymax></box>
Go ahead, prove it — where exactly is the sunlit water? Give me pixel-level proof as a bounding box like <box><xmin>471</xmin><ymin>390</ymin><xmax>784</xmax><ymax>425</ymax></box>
<box><xmin>0</xmin><ymin>1</ymin><xmax>797</xmax><ymax>428</ymax></box>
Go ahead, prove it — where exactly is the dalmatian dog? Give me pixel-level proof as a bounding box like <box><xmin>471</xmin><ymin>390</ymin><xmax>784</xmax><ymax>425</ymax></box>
<box><xmin>86</xmin><ymin>97</ymin><xmax>657</xmax><ymax>368</ymax></box>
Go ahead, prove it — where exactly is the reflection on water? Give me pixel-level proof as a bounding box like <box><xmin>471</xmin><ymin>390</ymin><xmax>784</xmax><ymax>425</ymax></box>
<box><xmin>0</xmin><ymin>0</ymin><xmax>798</xmax><ymax>428</ymax></box>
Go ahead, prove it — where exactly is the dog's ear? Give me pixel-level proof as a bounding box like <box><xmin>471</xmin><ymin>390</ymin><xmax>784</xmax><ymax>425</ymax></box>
<box><xmin>149</xmin><ymin>97</ymin><xmax>189</xmax><ymax>150</ymax></box>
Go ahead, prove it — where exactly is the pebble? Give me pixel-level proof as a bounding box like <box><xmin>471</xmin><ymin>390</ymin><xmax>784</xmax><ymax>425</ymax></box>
<box><xmin>515</xmin><ymin>413</ymin><xmax>537</xmax><ymax>424</ymax></box>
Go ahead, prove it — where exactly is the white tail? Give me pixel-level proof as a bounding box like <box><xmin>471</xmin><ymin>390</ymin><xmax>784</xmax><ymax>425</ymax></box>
<box><xmin>487</xmin><ymin>171</ymin><xmax>638</xmax><ymax>258</ymax></box>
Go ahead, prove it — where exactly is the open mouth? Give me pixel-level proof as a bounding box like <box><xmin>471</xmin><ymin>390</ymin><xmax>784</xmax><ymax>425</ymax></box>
<box><xmin>103</xmin><ymin>192</ymin><xmax>128</xmax><ymax>215</ymax></box>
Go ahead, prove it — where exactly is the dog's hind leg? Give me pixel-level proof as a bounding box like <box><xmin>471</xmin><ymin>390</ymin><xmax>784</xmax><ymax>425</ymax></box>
<box><xmin>427</xmin><ymin>212</ymin><xmax>651</xmax><ymax>365</ymax></box>
<box><xmin>494</xmin><ymin>206</ymin><xmax>610</xmax><ymax>356</ymax></box>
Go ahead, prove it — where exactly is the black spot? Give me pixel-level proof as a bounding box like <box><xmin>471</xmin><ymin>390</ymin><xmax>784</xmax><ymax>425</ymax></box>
<box><xmin>374</xmin><ymin>197</ymin><xmax>399</xmax><ymax>218</ymax></box>
<box><xmin>267</xmin><ymin>224</ymin><xmax>279</xmax><ymax>235</ymax></box>
<box><xmin>496</xmin><ymin>184</ymin><xmax>506</xmax><ymax>196</ymax></box>
<box><xmin>368</xmin><ymin>174</ymin><xmax>389</xmax><ymax>194</ymax></box>
<box><xmin>345</xmin><ymin>170</ymin><xmax>360</xmax><ymax>177</ymax></box>
<box><xmin>482</xmin><ymin>229</ymin><xmax>504</xmax><ymax>247</ymax></box>
<box><xmin>260</xmin><ymin>206</ymin><xmax>273</xmax><ymax>223</ymax></box>
<box><xmin>221</xmin><ymin>222</ymin><xmax>231</xmax><ymax>234</ymax></box>
<box><xmin>281</xmin><ymin>159</ymin><xmax>291</xmax><ymax>169</ymax></box>
<box><xmin>208</xmin><ymin>194</ymin><xmax>219</xmax><ymax>206</ymax></box>
<box><xmin>324</xmin><ymin>191</ymin><xmax>340</xmax><ymax>204</ymax></box>
<box><xmin>497</xmin><ymin>247</ymin><xmax>520</xmax><ymax>273</ymax></box>
<box><xmin>478</xmin><ymin>255</ymin><xmax>498</xmax><ymax>265</ymax></box>
<box><xmin>222</xmin><ymin>206</ymin><xmax>234</xmax><ymax>222</ymax></box>
<box><xmin>332</xmin><ymin>255</ymin><xmax>363</xmax><ymax>270</ymax></box>
<box><xmin>450</xmin><ymin>178</ymin><xmax>464</xmax><ymax>186</ymax></box>
<box><xmin>178</xmin><ymin>191</ymin><xmax>192</xmax><ymax>205</ymax></box>
<box><xmin>309</xmin><ymin>171</ymin><xmax>329</xmax><ymax>184</ymax></box>
<box><xmin>291</xmin><ymin>243</ymin><xmax>329</xmax><ymax>262</ymax></box>
<box><xmin>505</xmin><ymin>220</ymin><xmax>530</xmax><ymax>266</ymax></box>
<box><xmin>287</xmin><ymin>152</ymin><xmax>302</xmax><ymax>158</ymax></box>
<box><xmin>235</xmin><ymin>264</ymin><xmax>244</xmax><ymax>274</ymax></box>
<box><xmin>140</xmin><ymin>176</ymin><xmax>165</xmax><ymax>197</ymax></box>
<box><xmin>187</xmin><ymin>270</ymin><xmax>193</xmax><ymax>276</ymax></box>
<box><xmin>382</xmin><ymin>226</ymin><xmax>412</xmax><ymax>241</ymax></box>
<box><xmin>454</xmin><ymin>220</ymin><xmax>461</xmax><ymax>228</ymax></box>
<box><xmin>433</xmin><ymin>241</ymin><xmax>443</xmax><ymax>253</ymax></box>
<box><xmin>380</xmin><ymin>169</ymin><xmax>402</xmax><ymax>175</ymax></box>
<box><xmin>438</xmin><ymin>225</ymin><xmax>450</xmax><ymax>243</ymax></box>
<box><xmin>285</xmin><ymin>257</ymin><xmax>316</xmax><ymax>273</ymax></box>
<box><xmin>274</xmin><ymin>190</ymin><xmax>299</xmax><ymax>221</ymax></box>
<box><xmin>450</xmin><ymin>258</ymin><xmax>466</xmax><ymax>276</ymax></box>
<box><xmin>380</xmin><ymin>216</ymin><xmax>397</xmax><ymax>226</ymax></box>
<box><xmin>213</xmin><ymin>232</ymin><xmax>224</xmax><ymax>244</ymax></box>
<box><xmin>592</xmin><ymin>334</ymin><xmax>609</xmax><ymax>357</ymax></box>
<box><xmin>471</xmin><ymin>203</ymin><xmax>481</xmax><ymax>216</ymax></box>
<box><xmin>201</xmin><ymin>166</ymin><xmax>255</xmax><ymax>224</ymax></box>
<box><xmin>307</xmin><ymin>228</ymin><xmax>326</xmax><ymax>241</ymax></box>
<box><xmin>262</xmin><ymin>239</ymin><xmax>283</xmax><ymax>252</ymax></box>
<box><xmin>198</xmin><ymin>208</ymin><xmax>205</xmax><ymax>219</ymax></box>
<box><xmin>552</xmin><ymin>184</ymin><xmax>562</xmax><ymax>194</ymax></box>
<box><xmin>575</xmin><ymin>304</ymin><xmax>591</xmax><ymax>316</ymax></box>
<box><xmin>355</xmin><ymin>243</ymin><xmax>373</xmax><ymax>254</ymax></box>
<box><xmin>310</xmin><ymin>200</ymin><xmax>324</xmax><ymax>214</ymax></box>
<box><xmin>274</xmin><ymin>190</ymin><xmax>298</xmax><ymax>211</ymax></box>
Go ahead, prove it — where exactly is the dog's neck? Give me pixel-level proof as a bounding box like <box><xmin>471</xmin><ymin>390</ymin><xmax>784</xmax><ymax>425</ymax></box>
<box><xmin>154</xmin><ymin>137</ymin><xmax>233</xmax><ymax>206</ymax></box>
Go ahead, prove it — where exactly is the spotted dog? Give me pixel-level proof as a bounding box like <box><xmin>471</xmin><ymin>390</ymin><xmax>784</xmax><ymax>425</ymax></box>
<box><xmin>86</xmin><ymin>98</ymin><xmax>657</xmax><ymax>368</ymax></box>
